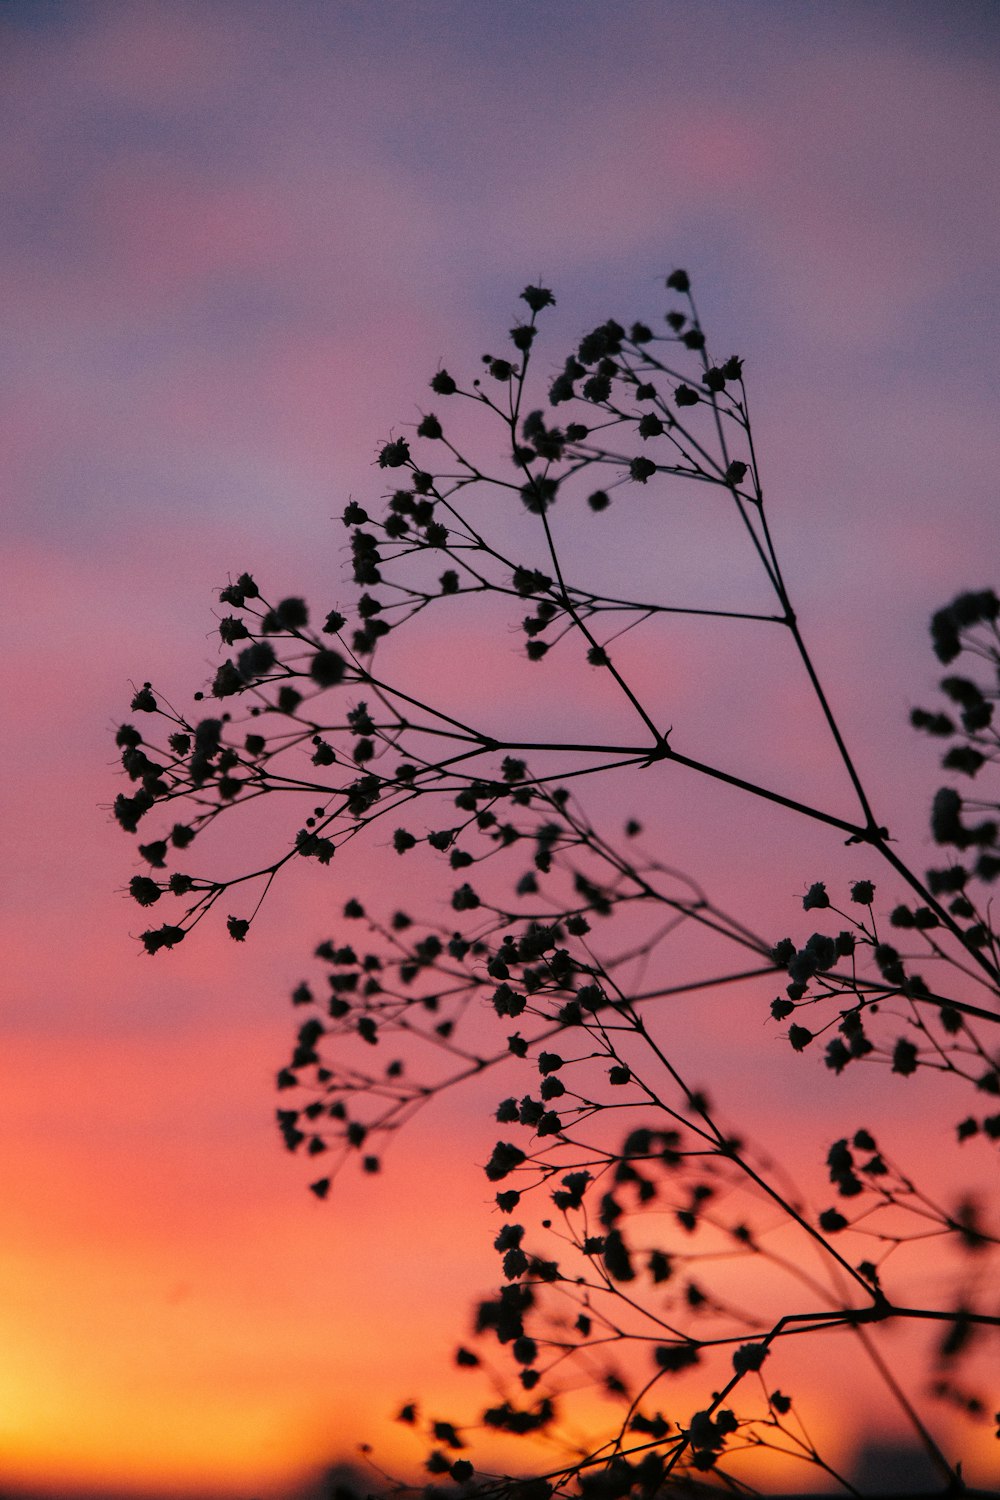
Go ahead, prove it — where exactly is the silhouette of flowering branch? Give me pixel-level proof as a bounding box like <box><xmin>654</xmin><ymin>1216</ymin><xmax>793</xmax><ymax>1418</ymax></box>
<box><xmin>111</xmin><ymin>276</ymin><xmax>999</xmax><ymax>1494</ymax></box>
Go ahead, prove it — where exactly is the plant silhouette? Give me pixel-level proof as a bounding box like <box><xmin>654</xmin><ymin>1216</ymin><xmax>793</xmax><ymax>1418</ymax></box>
<box><xmin>114</xmin><ymin>274</ymin><xmax>999</xmax><ymax>1497</ymax></box>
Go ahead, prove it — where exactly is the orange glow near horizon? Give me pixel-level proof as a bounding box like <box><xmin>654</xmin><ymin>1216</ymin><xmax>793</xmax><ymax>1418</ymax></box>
<box><xmin>1</xmin><ymin>1004</ymin><xmax>994</xmax><ymax>1494</ymax></box>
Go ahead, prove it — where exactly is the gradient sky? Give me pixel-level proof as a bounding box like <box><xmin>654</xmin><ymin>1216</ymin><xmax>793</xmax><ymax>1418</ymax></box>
<box><xmin>4</xmin><ymin>2</ymin><xmax>1000</xmax><ymax>1495</ymax></box>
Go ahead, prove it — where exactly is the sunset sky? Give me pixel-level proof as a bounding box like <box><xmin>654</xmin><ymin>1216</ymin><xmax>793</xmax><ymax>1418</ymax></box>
<box><xmin>4</xmin><ymin>2</ymin><xmax>1000</xmax><ymax>1495</ymax></box>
